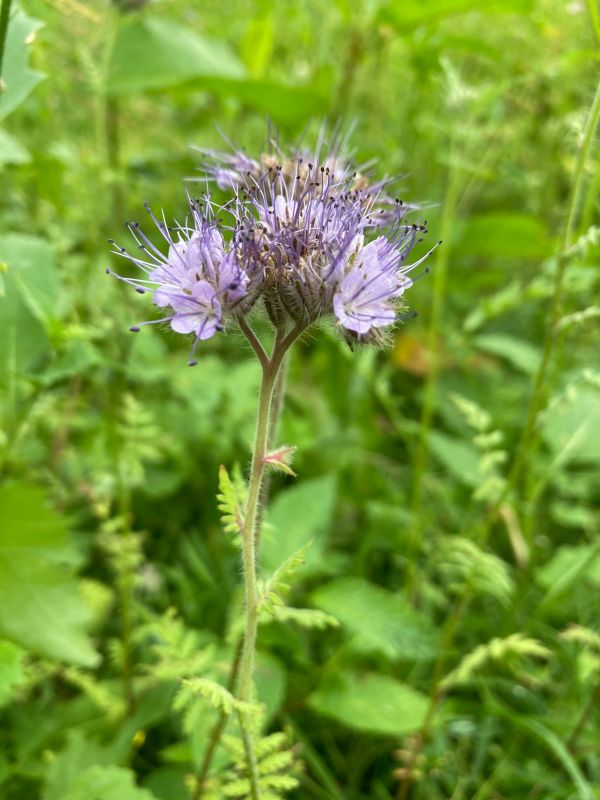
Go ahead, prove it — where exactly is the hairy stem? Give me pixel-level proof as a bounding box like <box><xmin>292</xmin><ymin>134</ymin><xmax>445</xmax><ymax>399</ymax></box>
<box><xmin>236</xmin><ymin>321</ymin><xmax>304</xmax><ymax>799</ymax></box>
<box><xmin>193</xmin><ymin>326</ymin><xmax>294</xmax><ymax>798</ymax></box>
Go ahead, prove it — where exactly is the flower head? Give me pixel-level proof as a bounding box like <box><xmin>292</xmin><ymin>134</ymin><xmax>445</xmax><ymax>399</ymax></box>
<box><xmin>109</xmin><ymin>133</ymin><xmax>438</xmax><ymax>358</ymax></box>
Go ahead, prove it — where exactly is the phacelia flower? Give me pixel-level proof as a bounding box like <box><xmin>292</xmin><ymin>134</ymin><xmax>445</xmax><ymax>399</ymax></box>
<box><xmin>107</xmin><ymin>197</ymin><xmax>259</xmax><ymax>362</ymax></box>
<box><xmin>109</xmin><ymin>134</ymin><xmax>439</xmax><ymax>357</ymax></box>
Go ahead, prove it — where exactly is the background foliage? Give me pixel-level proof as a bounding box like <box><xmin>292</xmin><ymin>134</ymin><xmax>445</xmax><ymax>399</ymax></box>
<box><xmin>1</xmin><ymin>0</ymin><xmax>599</xmax><ymax>798</ymax></box>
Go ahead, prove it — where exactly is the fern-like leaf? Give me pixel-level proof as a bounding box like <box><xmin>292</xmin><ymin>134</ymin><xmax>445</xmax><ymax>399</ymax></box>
<box><xmin>180</xmin><ymin>677</ymin><xmax>259</xmax><ymax>717</ymax></box>
<box><xmin>269</xmin><ymin>606</ymin><xmax>339</xmax><ymax>630</ymax></box>
<box><xmin>220</xmin><ymin>730</ymin><xmax>300</xmax><ymax>800</ymax></box>
<box><xmin>255</xmin><ymin>732</ymin><xmax>288</xmax><ymax>759</ymax></box>
<box><xmin>560</xmin><ymin>624</ymin><xmax>600</xmax><ymax>652</ymax></box>
<box><xmin>258</xmin><ymin>542</ymin><xmax>312</xmax><ymax>617</ymax></box>
<box><xmin>441</xmin><ymin>633</ymin><xmax>551</xmax><ymax>689</ymax></box>
<box><xmin>218</xmin><ymin>464</ymin><xmax>247</xmax><ymax>538</ymax></box>
<box><xmin>431</xmin><ymin>536</ymin><xmax>514</xmax><ymax>606</ymax></box>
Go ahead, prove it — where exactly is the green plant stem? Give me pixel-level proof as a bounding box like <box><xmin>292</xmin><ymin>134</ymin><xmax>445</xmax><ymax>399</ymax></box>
<box><xmin>236</xmin><ymin>321</ymin><xmax>305</xmax><ymax>800</ymax></box>
<box><xmin>0</xmin><ymin>0</ymin><xmax>12</xmax><ymax>87</ymax></box>
<box><xmin>192</xmin><ymin>331</ymin><xmax>291</xmax><ymax>799</ymax></box>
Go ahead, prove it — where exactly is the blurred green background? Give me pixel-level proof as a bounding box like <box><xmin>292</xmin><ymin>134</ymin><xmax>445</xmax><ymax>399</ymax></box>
<box><xmin>0</xmin><ymin>0</ymin><xmax>599</xmax><ymax>798</ymax></box>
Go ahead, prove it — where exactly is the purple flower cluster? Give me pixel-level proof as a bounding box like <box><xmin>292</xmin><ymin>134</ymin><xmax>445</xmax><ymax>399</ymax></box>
<box><xmin>108</xmin><ymin>141</ymin><xmax>439</xmax><ymax>357</ymax></box>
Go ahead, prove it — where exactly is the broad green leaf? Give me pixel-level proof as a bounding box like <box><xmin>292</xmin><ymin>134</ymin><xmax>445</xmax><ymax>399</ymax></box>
<box><xmin>2</xmin><ymin>234</ymin><xmax>59</xmax><ymax>321</ymax></box>
<box><xmin>62</xmin><ymin>765</ymin><xmax>159</xmax><ymax>800</ymax></box>
<box><xmin>0</xmin><ymin>235</ymin><xmax>59</xmax><ymax>379</ymax></box>
<box><xmin>474</xmin><ymin>333</ymin><xmax>541</xmax><ymax>376</ymax></box>
<box><xmin>541</xmin><ymin>388</ymin><xmax>600</xmax><ymax>463</ymax></box>
<box><xmin>0</xmin><ymin>127</ymin><xmax>30</xmax><ymax>166</ymax></box>
<box><xmin>0</xmin><ymin>8</ymin><xmax>45</xmax><ymax>119</ymax></box>
<box><xmin>312</xmin><ymin>577</ymin><xmax>438</xmax><ymax>660</ymax></box>
<box><xmin>310</xmin><ymin>670</ymin><xmax>429</xmax><ymax>736</ymax></box>
<box><xmin>44</xmin><ymin>732</ymin><xmax>115</xmax><ymax>800</ymax></box>
<box><xmin>537</xmin><ymin>541</ymin><xmax>600</xmax><ymax>604</ymax></box>
<box><xmin>0</xmin><ymin>484</ymin><xmax>99</xmax><ymax>667</ymax></box>
<box><xmin>454</xmin><ymin>213</ymin><xmax>551</xmax><ymax>261</ymax></box>
<box><xmin>428</xmin><ymin>431</ymin><xmax>479</xmax><ymax>487</ymax></box>
<box><xmin>107</xmin><ymin>16</ymin><xmax>246</xmax><ymax>94</ymax></box>
<box><xmin>261</xmin><ymin>476</ymin><xmax>337</xmax><ymax>575</ymax></box>
<box><xmin>0</xmin><ymin>640</ymin><xmax>24</xmax><ymax>707</ymax></box>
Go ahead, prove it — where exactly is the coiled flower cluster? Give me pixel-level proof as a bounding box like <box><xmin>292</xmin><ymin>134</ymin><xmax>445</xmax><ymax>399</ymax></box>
<box><xmin>108</xmin><ymin>141</ymin><xmax>439</xmax><ymax>359</ymax></box>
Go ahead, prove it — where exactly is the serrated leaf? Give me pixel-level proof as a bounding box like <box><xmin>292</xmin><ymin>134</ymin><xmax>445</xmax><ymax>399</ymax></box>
<box><xmin>269</xmin><ymin>607</ymin><xmax>339</xmax><ymax>629</ymax></box>
<box><xmin>181</xmin><ymin>677</ymin><xmax>239</xmax><ymax>716</ymax></box>
<box><xmin>258</xmin><ymin>541</ymin><xmax>311</xmax><ymax>616</ymax></box>
<box><xmin>255</xmin><ymin>732</ymin><xmax>288</xmax><ymax>759</ymax></box>
<box><xmin>432</xmin><ymin>536</ymin><xmax>514</xmax><ymax>605</ymax></box>
<box><xmin>310</xmin><ymin>670</ymin><xmax>429</xmax><ymax>736</ymax></box>
<box><xmin>217</xmin><ymin>464</ymin><xmax>246</xmax><ymax>536</ymax></box>
<box><xmin>312</xmin><ymin>577</ymin><xmax>438</xmax><ymax>660</ymax></box>
<box><xmin>441</xmin><ymin>633</ymin><xmax>551</xmax><ymax>688</ymax></box>
<box><xmin>258</xmin><ymin>749</ymin><xmax>294</xmax><ymax>774</ymax></box>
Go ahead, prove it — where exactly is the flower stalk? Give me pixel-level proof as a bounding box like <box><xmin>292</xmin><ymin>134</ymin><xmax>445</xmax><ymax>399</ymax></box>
<box><xmin>236</xmin><ymin>321</ymin><xmax>304</xmax><ymax>798</ymax></box>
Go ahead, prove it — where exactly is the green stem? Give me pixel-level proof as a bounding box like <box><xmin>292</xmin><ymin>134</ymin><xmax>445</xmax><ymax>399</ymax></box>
<box><xmin>192</xmin><ymin>327</ymin><xmax>292</xmax><ymax>798</ymax></box>
<box><xmin>236</xmin><ymin>321</ymin><xmax>304</xmax><ymax>799</ymax></box>
<box><xmin>0</xmin><ymin>0</ymin><xmax>13</xmax><ymax>87</ymax></box>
